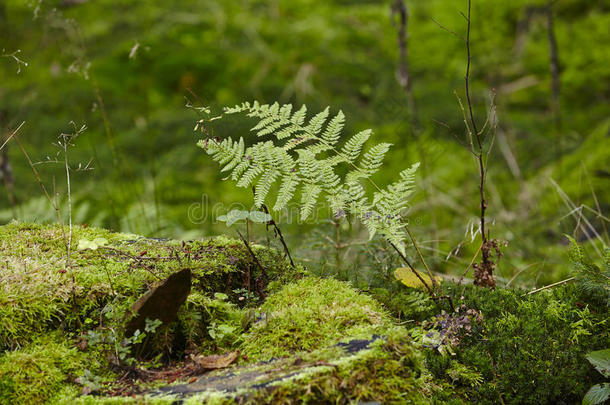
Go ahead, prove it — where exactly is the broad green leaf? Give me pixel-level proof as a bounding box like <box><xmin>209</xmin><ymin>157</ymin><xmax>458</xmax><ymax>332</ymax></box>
<box><xmin>583</xmin><ymin>383</ymin><xmax>610</xmax><ymax>405</ymax></box>
<box><xmin>586</xmin><ymin>349</ymin><xmax>610</xmax><ymax>378</ymax></box>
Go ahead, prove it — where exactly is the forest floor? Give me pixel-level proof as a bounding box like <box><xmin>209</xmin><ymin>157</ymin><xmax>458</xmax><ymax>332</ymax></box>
<box><xmin>0</xmin><ymin>222</ymin><xmax>607</xmax><ymax>404</ymax></box>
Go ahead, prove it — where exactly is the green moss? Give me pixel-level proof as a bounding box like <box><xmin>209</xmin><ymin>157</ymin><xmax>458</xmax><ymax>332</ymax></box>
<box><xmin>369</xmin><ymin>287</ymin><xmax>436</xmax><ymax>322</ymax></box>
<box><xmin>240</xmin><ymin>277</ymin><xmax>391</xmax><ymax>362</ymax></box>
<box><xmin>0</xmin><ymin>333</ymin><xmax>104</xmax><ymax>405</ymax></box>
<box><xmin>0</xmin><ymin>222</ymin><xmax>300</xmax><ymax>403</ymax></box>
<box><xmin>239</xmin><ymin>327</ymin><xmax>430</xmax><ymax>404</ymax></box>
<box><xmin>0</xmin><ymin>221</ymin><xmax>298</xmax><ymax>352</ymax></box>
<box><xmin>427</xmin><ymin>283</ymin><xmax>609</xmax><ymax>404</ymax></box>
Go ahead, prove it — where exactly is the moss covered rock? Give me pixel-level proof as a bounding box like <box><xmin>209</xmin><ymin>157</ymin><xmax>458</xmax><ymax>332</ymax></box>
<box><xmin>240</xmin><ymin>277</ymin><xmax>391</xmax><ymax>362</ymax></box>
<box><xmin>0</xmin><ymin>222</ymin><xmax>429</xmax><ymax>404</ymax></box>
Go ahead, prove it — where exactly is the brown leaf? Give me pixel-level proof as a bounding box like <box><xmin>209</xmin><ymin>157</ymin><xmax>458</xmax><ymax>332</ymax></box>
<box><xmin>190</xmin><ymin>351</ymin><xmax>240</xmax><ymax>370</ymax></box>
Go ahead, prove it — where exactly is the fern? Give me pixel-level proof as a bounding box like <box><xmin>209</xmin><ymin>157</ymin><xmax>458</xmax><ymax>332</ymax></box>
<box><xmin>568</xmin><ymin>236</ymin><xmax>610</xmax><ymax>307</ymax></box>
<box><xmin>198</xmin><ymin>102</ymin><xmax>420</xmax><ymax>253</ymax></box>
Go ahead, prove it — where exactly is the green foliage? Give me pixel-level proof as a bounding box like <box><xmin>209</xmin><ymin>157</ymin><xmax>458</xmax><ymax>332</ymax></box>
<box><xmin>586</xmin><ymin>349</ymin><xmax>610</xmax><ymax>378</ymax></box>
<box><xmin>430</xmin><ymin>284</ymin><xmax>609</xmax><ymax>404</ymax></box>
<box><xmin>369</xmin><ymin>287</ymin><xmax>435</xmax><ymax>322</ymax></box>
<box><xmin>200</xmin><ymin>102</ymin><xmax>420</xmax><ymax>252</ymax></box>
<box><xmin>583</xmin><ymin>349</ymin><xmax>610</xmax><ymax>405</ymax></box>
<box><xmin>568</xmin><ymin>236</ymin><xmax>610</xmax><ymax>307</ymax></box>
<box><xmin>84</xmin><ymin>316</ymin><xmax>162</xmax><ymax>367</ymax></box>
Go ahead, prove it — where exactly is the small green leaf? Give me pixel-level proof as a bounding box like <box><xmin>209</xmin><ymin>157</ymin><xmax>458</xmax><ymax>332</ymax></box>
<box><xmin>248</xmin><ymin>211</ymin><xmax>272</xmax><ymax>223</ymax></box>
<box><xmin>218</xmin><ymin>209</ymin><xmax>249</xmax><ymax>227</ymax></box>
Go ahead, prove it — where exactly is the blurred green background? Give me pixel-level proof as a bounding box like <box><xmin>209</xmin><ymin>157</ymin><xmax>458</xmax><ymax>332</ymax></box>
<box><xmin>1</xmin><ymin>0</ymin><xmax>608</xmax><ymax>287</ymax></box>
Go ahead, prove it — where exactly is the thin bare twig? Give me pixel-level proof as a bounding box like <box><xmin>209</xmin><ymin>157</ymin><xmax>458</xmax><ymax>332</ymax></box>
<box><xmin>237</xmin><ymin>230</ymin><xmax>268</xmax><ymax>298</ymax></box>
<box><xmin>0</xmin><ymin>121</ymin><xmax>25</xmax><ymax>152</ymax></box>
<box><xmin>260</xmin><ymin>203</ymin><xmax>295</xmax><ymax>269</ymax></box>
<box><xmin>457</xmin><ymin>242</ymin><xmax>483</xmax><ymax>285</ymax></box>
<box><xmin>463</xmin><ymin>0</ymin><xmax>496</xmax><ymax>288</ymax></box>
<box><xmin>525</xmin><ymin>276</ymin><xmax>575</xmax><ymax>296</ymax></box>
<box><xmin>430</xmin><ymin>17</ymin><xmax>465</xmax><ymax>41</ymax></box>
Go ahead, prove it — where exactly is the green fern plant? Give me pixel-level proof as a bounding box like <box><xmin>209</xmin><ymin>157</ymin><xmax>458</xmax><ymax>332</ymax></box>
<box><xmin>196</xmin><ymin>101</ymin><xmax>420</xmax><ymax>255</ymax></box>
<box><xmin>567</xmin><ymin>236</ymin><xmax>610</xmax><ymax>307</ymax></box>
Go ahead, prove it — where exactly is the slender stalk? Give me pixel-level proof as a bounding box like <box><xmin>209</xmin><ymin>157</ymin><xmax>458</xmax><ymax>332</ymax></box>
<box><xmin>61</xmin><ymin>134</ymin><xmax>73</xmax><ymax>271</ymax></box>
<box><xmin>389</xmin><ymin>241</ymin><xmax>433</xmax><ymax>296</ymax></box>
<box><xmin>464</xmin><ymin>0</ymin><xmax>495</xmax><ymax>287</ymax></box>
<box><xmin>525</xmin><ymin>277</ymin><xmax>575</xmax><ymax>296</ymax></box>
<box><xmin>0</xmin><ymin>121</ymin><xmax>25</xmax><ymax>151</ymax></box>
<box><xmin>260</xmin><ymin>202</ymin><xmax>295</xmax><ymax>268</ymax></box>
<box><xmin>390</xmin><ymin>241</ymin><xmax>455</xmax><ymax>311</ymax></box>
<box><xmin>237</xmin><ymin>230</ymin><xmax>268</xmax><ymax>297</ymax></box>
<box><xmin>335</xmin><ymin>219</ymin><xmax>342</xmax><ymax>278</ymax></box>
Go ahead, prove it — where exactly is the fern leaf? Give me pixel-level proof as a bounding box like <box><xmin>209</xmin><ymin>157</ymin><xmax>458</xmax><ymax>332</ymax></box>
<box><xmin>231</xmin><ymin>160</ymin><xmax>250</xmax><ymax>181</ymax></box>
<box><xmin>300</xmin><ymin>183</ymin><xmax>322</xmax><ymax>220</ymax></box>
<box><xmin>200</xmin><ymin>102</ymin><xmax>420</xmax><ymax>255</ymax></box>
<box><xmin>321</xmin><ymin>110</ymin><xmax>345</xmax><ymax>147</ymax></box>
<box><xmin>221</xmin><ymin>137</ymin><xmax>245</xmax><ymax>172</ymax></box>
<box><xmin>360</xmin><ymin>143</ymin><xmax>391</xmax><ymax>176</ymax></box>
<box><xmin>341</xmin><ymin>129</ymin><xmax>372</xmax><ymax>163</ymax></box>
<box><xmin>236</xmin><ymin>165</ymin><xmax>264</xmax><ymax>188</ymax></box>
<box><xmin>291</xmin><ymin>104</ymin><xmax>308</xmax><ymax>126</ymax></box>
<box><xmin>306</xmin><ymin>107</ymin><xmax>330</xmax><ymax>136</ymax></box>
<box><xmin>254</xmin><ymin>169</ymin><xmax>280</xmax><ymax>207</ymax></box>
<box><xmin>274</xmin><ymin>176</ymin><xmax>300</xmax><ymax>211</ymax></box>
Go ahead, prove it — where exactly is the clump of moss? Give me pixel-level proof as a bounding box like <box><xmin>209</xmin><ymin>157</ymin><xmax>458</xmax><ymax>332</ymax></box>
<box><xmin>427</xmin><ymin>283</ymin><xmax>609</xmax><ymax>404</ymax></box>
<box><xmin>0</xmin><ymin>333</ymin><xmax>104</xmax><ymax>405</ymax></box>
<box><xmin>240</xmin><ymin>277</ymin><xmax>391</xmax><ymax>362</ymax></box>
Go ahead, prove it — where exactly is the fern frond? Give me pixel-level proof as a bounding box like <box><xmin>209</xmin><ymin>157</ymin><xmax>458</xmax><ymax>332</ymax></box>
<box><xmin>199</xmin><ymin>102</ymin><xmax>420</xmax><ymax>254</ymax></box>
<box><xmin>360</xmin><ymin>143</ymin><xmax>391</xmax><ymax>176</ymax></box>
<box><xmin>291</xmin><ymin>104</ymin><xmax>308</xmax><ymax>126</ymax></box>
<box><xmin>274</xmin><ymin>176</ymin><xmax>300</xmax><ymax>211</ymax></box>
<box><xmin>341</xmin><ymin>129</ymin><xmax>372</xmax><ymax>163</ymax></box>
<box><xmin>236</xmin><ymin>165</ymin><xmax>264</xmax><ymax>188</ymax></box>
<box><xmin>254</xmin><ymin>169</ymin><xmax>280</xmax><ymax>207</ymax></box>
<box><xmin>306</xmin><ymin>107</ymin><xmax>330</xmax><ymax>135</ymax></box>
<box><xmin>374</xmin><ymin>162</ymin><xmax>420</xmax><ymax>216</ymax></box>
<box><xmin>300</xmin><ymin>183</ymin><xmax>322</xmax><ymax>220</ymax></box>
<box><xmin>231</xmin><ymin>160</ymin><xmax>250</xmax><ymax>181</ymax></box>
<box><xmin>321</xmin><ymin>110</ymin><xmax>345</xmax><ymax>147</ymax></box>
